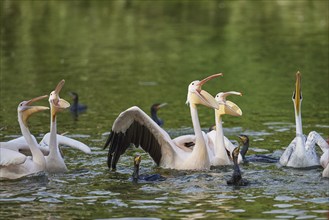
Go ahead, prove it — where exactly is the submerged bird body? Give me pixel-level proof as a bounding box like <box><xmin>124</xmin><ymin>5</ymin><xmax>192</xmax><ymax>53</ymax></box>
<box><xmin>227</xmin><ymin>146</ymin><xmax>249</xmax><ymax>186</ymax></box>
<box><xmin>0</xmin><ymin>96</ymin><xmax>49</xmax><ymax>180</ymax></box>
<box><xmin>105</xmin><ymin>74</ymin><xmax>224</xmax><ymax>170</ymax></box>
<box><xmin>69</xmin><ymin>92</ymin><xmax>87</xmax><ymax>119</ymax></box>
<box><xmin>238</xmin><ymin>134</ymin><xmax>279</xmax><ymax>163</ymax></box>
<box><xmin>132</xmin><ymin>155</ymin><xmax>166</xmax><ymax>183</ymax></box>
<box><xmin>279</xmin><ymin>72</ymin><xmax>326</xmax><ymax>168</ymax></box>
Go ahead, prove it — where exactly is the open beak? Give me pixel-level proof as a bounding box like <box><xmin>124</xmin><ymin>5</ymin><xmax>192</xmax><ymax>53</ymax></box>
<box><xmin>191</xmin><ymin>73</ymin><xmax>223</xmax><ymax>109</ymax></box>
<box><xmin>196</xmin><ymin>73</ymin><xmax>223</xmax><ymax>92</ymax></box>
<box><xmin>52</xmin><ymin>80</ymin><xmax>70</xmax><ymax>109</ymax></box>
<box><xmin>51</xmin><ymin>80</ymin><xmax>70</xmax><ymax>121</ymax></box>
<box><xmin>293</xmin><ymin>71</ymin><xmax>302</xmax><ymax>115</ymax></box>
<box><xmin>55</xmin><ymin>80</ymin><xmax>65</xmax><ymax>94</ymax></box>
<box><xmin>22</xmin><ymin>95</ymin><xmax>49</xmax><ymax>126</ymax></box>
<box><xmin>217</xmin><ymin>92</ymin><xmax>243</xmax><ymax>116</ymax></box>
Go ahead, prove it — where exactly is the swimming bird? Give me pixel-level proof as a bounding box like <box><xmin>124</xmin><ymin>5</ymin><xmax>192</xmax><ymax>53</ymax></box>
<box><xmin>227</xmin><ymin>145</ymin><xmax>249</xmax><ymax>186</ymax></box>
<box><xmin>132</xmin><ymin>155</ymin><xmax>166</xmax><ymax>183</ymax></box>
<box><xmin>1</xmin><ymin>88</ymin><xmax>91</xmax><ymax>156</ymax></box>
<box><xmin>150</xmin><ymin>103</ymin><xmax>167</xmax><ymax>126</ymax></box>
<box><xmin>238</xmin><ymin>134</ymin><xmax>279</xmax><ymax>163</ymax></box>
<box><xmin>0</xmin><ymin>95</ymin><xmax>49</xmax><ymax>180</ymax></box>
<box><xmin>104</xmin><ymin>73</ymin><xmax>223</xmax><ymax>170</ymax></box>
<box><xmin>172</xmin><ymin>91</ymin><xmax>244</xmax><ymax>165</ymax></box>
<box><xmin>44</xmin><ymin>79</ymin><xmax>71</xmax><ymax>173</ymax></box>
<box><xmin>69</xmin><ymin>91</ymin><xmax>87</xmax><ymax>120</ymax></box>
<box><xmin>207</xmin><ymin>91</ymin><xmax>243</xmax><ymax>166</ymax></box>
<box><xmin>279</xmin><ymin>71</ymin><xmax>327</xmax><ymax>168</ymax></box>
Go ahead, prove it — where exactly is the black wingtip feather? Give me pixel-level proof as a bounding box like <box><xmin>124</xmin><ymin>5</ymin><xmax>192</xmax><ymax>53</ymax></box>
<box><xmin>103</xmin><ymin>131</ymin><xmax>114</xmax><ymax>150</ymax></box>
<box><xmin>104</xmin><ymin>119</ymin><xmax>163</xmax><ymax>170</ymax></box>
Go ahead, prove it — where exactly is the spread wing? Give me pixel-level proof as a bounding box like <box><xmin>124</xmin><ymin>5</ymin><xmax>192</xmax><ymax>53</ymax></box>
<box><xmin>104</xmin><ymin>106</ymin><xmax>176</xmax><ymax>170</ymax></box>
<box><xmin>40</xmin><ymin>133</ymin><xmax>91</xmax><ymax>154</ymax></box>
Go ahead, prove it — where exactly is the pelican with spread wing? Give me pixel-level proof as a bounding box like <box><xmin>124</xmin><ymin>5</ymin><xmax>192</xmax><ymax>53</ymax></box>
<box><xmin>104</xmin><ymin>74</ymin><xmax>223</xmax><ymax>170</ymax></box>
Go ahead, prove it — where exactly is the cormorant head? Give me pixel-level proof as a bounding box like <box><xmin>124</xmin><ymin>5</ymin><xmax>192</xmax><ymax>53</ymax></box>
<box><xmin>232</xmin><ymin>146</ymin><xmax>241</xmax><ymax>161</ymax></box>
<box><xmin>150</xmin><ymin>103</ymin><xmax>167</xmax><ymax>126</ymax></box>
<box><xmin>134</xmin><ymin>155</ymin><xmax>141</xmax><ymax>167</ymax></box>
<box><xmin>238</xmin><ymin>134</ymin><xmax>249</xmax><ymax>146</ymax></box>
<box><xmin>18</xmin><ymin>95</ymin><xmax>49</xmax><ymax>127</ymax></box>
<box><xmin>186</xmin><ymin>73</ymin><xmax>222</xmax><ymax>109</ymax></box>
<box><xmin>133</xmin><ymin>155</ymin><xmax>141</xmax><ymax>181</ymax></box>
<box><xmin>292</xmin><ymin>71</ymin><xmax>302</xmax><ymax>115</ymax></box>
<box><xmin>238</xmin><ymin>134</ymin><xmax>249</xmax><ymax>159</ymax></box>
<box><xmin>69</xmin><ymin>92</ymin><xmax>79</xmax><ymax>102</ymax></box>
<box><xmin>151</xmin><ymin>103</ymin><xmax>167</xmax><ymax>112</ymax></box>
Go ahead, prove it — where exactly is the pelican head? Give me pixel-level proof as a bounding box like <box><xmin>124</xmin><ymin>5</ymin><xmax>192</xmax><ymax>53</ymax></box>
<box><xmin>18</xmin><ymin>95</ymin><xmax>49</xmax><ymax>127</ymax></box>
<box><xmin>186</xmin><ymin>73</ymin><xmax>222</xmax><ymax>109</ymax></box>
<box><xmin>215</xmin><ymin>91</ymin><xmax>242</xmax><ymax>116</ymax></box>
<box><xmin>292</xmin><ymin>71</ymin><xmax>302</xmax><ymax>115</ymax></box>
<box><xmin>49</xmin><ymin>80</ymin><xmax>70</xmax><ymax>121</ymax></box>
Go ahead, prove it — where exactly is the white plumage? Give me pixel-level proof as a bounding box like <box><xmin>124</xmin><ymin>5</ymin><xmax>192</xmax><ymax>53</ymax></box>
<box><xmin>0</xmin><ymin>96</ymin><xmax>48</xmax><ymax>180</ymax></box>
<box><xmin>280</xmin><ymin>72</ymin><xmax>328</xmax><ymax>175</ymax></box>
<box><xmin>105</xmin><ymin>74</ymin><xmax>223</xmax><ymax>170</ymax></box>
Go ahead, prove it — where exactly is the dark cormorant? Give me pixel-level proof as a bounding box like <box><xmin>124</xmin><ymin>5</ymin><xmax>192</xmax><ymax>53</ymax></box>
<box><xmin>132</xmin><ymin>155</ymin><xmax>166</xmax><ymax>183</ymax></box>
<box><xmin>150</xmin><ymin>103</ymin><xmax>167</xmax><ymax>126</ymax></box>
<box><xmin>69</xmin><ymin>92</ymin><xmax>87</xmax><ymax>119</ymax></box>
<box><xmin>239</xmin><ymin>134</ymin><xmax>279</xmax><ymax>163</ymax></box>
<box><xmin>227</xmin><ymin>146</ymin><xmax>249</xmax><ymax>186</ymax></box>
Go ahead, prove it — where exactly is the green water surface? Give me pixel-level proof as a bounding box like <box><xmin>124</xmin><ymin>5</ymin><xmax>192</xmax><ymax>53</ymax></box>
<box><xmin>1</xmin><ymin>0</ymin><xmax>328</xmax><ymax>219</ymax></box>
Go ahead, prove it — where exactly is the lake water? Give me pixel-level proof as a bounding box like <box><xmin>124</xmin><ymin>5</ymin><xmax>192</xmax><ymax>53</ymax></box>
<box><xmin>1</xmin><ymin>0</ymin><xmax>328</xmax><ymax>219</ymax></box>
